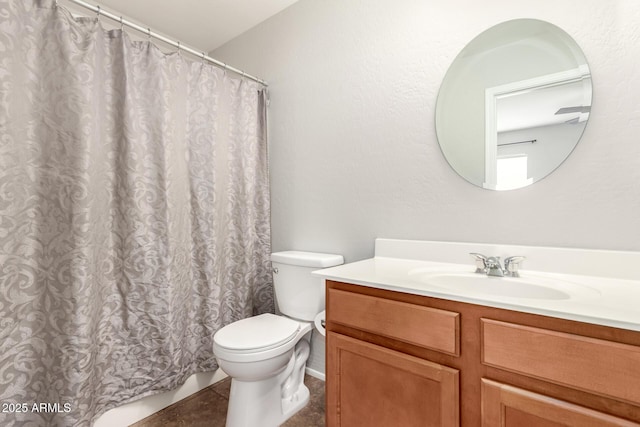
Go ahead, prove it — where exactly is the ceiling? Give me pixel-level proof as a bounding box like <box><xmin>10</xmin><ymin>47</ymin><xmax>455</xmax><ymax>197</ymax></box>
<box><xmin>497</xmin><ymin>80</ymin><xmax>590</xmax><ymax>133</ymax></box>
<box><xmin>61</xmin><ymin>0</ymin><xmax>299</xmax><ymax>52</ymax></box>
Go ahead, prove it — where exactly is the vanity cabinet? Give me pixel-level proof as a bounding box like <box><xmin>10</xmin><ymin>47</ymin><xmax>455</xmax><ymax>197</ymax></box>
<box><xmin>326</xmin><ymin>280</ymin><xmax>640</xmax><ymax>427</ymax></box>
<box><xmin>328</xmin><ymin>333</ymin><xmax>459</xmax><ymax>426</ymax></box>
<box><xmin>326</xmin><ymin>286</ymin><xmax>460</xmax><ymax>426</ymax></box>
<box><xmin>481</xmin><ymin>379</ymin><xmax>638</xmax><ymax>427</ymax></box>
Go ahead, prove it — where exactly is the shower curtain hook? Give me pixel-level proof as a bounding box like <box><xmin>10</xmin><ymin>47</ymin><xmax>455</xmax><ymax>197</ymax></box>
<box><xmin>147</xmin><ymin>28</ymin><xmax>151</xmax><ymax>41</ymax></box>
<box><xmin>119</xmin><ymin>16</ymin><xmax>124</xmax><ymax>31</ymax></box>
<box><xmin>96</xmin><ymin>5</ymin><xmax>101</xmax><ymax>22</ymax></box>
<box><xmin>222</xmin><ymin>63</ymin><xmax>228</xmax><ymax>76</ymax></box>
<box><xmin>201</xmin><ymin>52</ymin><xmax>206</xmax><ymax>64</ymax></box>
<box><xmin>177</xmin><ymin>41</ymin><xmax>181</xmax><ymax>56</ymax></box>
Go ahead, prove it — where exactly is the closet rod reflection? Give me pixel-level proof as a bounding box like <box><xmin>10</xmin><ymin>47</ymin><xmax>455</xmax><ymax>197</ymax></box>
<box><xmin>61</xmin><ymin>0</ymin><xmax>268</xmax><ymax>86</ymax></box>
<box><xmin>498</xmin><ymin>139</ymin><xmax>537</xmax><ymax>147</ymax></box>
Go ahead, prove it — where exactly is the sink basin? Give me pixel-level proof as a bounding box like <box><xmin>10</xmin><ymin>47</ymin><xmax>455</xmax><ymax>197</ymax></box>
<box><xmin>408</xmin><ymin>270</ymin><xmax>601</xmax><ymax>300</ymax></box>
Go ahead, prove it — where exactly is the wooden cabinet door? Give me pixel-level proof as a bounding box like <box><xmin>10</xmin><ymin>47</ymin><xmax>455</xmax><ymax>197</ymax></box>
<box><xmin>481</xmin><ymin>379</ymin><xmax>640</xmax><ymax>427</ymax></box>
<box><xmin>327</xmin><ymin>332</ymin><xmax>459</xmax><ymax>427</ymax></box>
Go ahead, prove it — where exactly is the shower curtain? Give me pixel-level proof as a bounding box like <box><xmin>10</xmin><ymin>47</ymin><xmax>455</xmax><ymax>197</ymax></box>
<box><xmin>0</xmin><ymin>1</ymin><xmax>273</xmax><ymax>425</ymax></box>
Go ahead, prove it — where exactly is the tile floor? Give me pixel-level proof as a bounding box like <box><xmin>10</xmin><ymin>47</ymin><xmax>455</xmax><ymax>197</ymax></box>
<box><xmin>130</xmin><ymin>374</ymin><xmax>325</xmax><ymax>427</ymax></box>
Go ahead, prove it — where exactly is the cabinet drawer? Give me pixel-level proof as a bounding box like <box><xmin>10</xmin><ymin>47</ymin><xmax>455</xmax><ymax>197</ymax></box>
<box><xmin>328</xmin><ymin>288</ymin><xmax>460</xmax><ymax>355</ymax></box>
<box><xmin>482</xmin><ymin>379</ymin><xmax>640</xmax><ymax>427</ymax></box>
<box><xmin>481</xmin><ymin>319</ymin><xmax>640</xmax><ymax>404</ymax></box>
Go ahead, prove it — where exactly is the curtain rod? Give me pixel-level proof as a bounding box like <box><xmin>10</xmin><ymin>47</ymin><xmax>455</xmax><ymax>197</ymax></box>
<box><xmin>59</xmin><ymin>0</ymin><xmax>268</xmax><ymax>87</ymax></box>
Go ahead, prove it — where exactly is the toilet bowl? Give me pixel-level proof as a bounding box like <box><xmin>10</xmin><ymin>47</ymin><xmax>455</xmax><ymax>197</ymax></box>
<box><xmin>213</xmin><ymin>251</ymin><xmax>343</xmax><ymax>427</ymax></box>
<box><xmin>214</xmin><ymin>314</ymin><xmax>313</xmax><ymax>426</ymax></box>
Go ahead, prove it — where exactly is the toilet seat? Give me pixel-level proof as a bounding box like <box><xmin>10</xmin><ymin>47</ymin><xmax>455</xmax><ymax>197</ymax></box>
<box><xmin>214</xmin><ymin>313</ymin><xmax>300</xmax><ymax>353</ymax></box>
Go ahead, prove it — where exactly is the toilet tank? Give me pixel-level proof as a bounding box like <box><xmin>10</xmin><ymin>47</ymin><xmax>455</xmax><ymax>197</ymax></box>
<box><xmin>271</xmin><ymin>251</ymin><xmax>344</xmax><ymax>321</ymax></box>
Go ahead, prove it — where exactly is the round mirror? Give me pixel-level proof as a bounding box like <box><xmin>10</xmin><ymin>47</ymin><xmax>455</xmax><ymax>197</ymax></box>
<box><xmin>435</xmin><ymin>19</ymin><xmax>592</xmax><ymax>191</ymax></box>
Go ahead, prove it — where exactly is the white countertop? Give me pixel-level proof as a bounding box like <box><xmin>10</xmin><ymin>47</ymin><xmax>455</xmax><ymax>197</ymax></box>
<box><xmin>313</xmin><ymin>243</ymin><xmax>640</xmax><ymax>332</ymax></box>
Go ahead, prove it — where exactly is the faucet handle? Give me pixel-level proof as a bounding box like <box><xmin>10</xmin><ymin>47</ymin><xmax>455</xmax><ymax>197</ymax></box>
<box><xmin>504</xmin><ymin>256</ymin><xmax>526</xmax><ymax>277</ymax></box>
<box><xmin>470</xmin><ymin>253</ymin><xmax>488</xmax><ymax>273</ymax></box>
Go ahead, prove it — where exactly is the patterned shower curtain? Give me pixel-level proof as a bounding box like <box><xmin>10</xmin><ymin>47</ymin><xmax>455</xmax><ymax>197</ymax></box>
<box><xmin>0</xmin><ymin>1</ymin><xmax>274</xmax><ymax>425</ymax></box>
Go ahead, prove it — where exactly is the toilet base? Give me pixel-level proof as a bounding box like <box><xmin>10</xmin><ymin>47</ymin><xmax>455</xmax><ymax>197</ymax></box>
<box><xmin>282</xmin><ymin>382</ymin><xmax>310</xmax><ymax>422</ymax></box>
<box><xmin>225</xmin><ymin>339</ymin><xmax>311</xmax><ymax>427</ymax></box>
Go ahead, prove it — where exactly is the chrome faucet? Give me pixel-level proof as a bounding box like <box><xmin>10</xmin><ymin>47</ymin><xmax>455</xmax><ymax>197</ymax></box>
<box><xmin>485</xmin><ymin>256</ymin><xmax>505</xmax><ymax>277</ymax></box>
<box><xmin>470</xmin><ymin>253</ymin><xmax>525</xmax><ymax>277</ymax></box>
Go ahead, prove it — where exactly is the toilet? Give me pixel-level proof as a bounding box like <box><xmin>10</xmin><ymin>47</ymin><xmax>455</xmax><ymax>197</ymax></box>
<box><xmin>213</xmin><ymin>251</ymin><xmax>343</xmax><ymax>427</ymax></box>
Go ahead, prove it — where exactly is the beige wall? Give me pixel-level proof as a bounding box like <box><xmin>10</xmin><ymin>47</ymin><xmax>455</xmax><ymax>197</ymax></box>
<box><xmin>214</xmin><ymin>0</ymin><xmax>640</xmax><ymax>261</ymax></box>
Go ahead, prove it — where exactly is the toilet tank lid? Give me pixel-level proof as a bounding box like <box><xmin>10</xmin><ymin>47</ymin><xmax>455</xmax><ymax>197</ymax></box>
<box><xmin>271</xmin><ymin>251</ymin><xmax>344</xmax><ymax>268</ymax></box>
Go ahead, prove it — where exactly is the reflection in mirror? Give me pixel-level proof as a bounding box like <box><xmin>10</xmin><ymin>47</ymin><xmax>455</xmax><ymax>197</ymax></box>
<box><xmin>435</xmin><ymin>19</ymin><xmax>592</xmax><ymax>191</ymax></box>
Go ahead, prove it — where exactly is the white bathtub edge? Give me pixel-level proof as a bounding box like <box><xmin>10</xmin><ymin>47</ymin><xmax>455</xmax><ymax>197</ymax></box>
<box><xmin>94</xmin><ymin>369</ymin><xmax>228</xmax><ymax>427</ymax></box>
